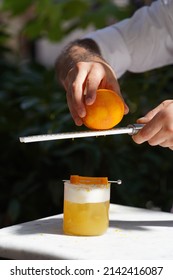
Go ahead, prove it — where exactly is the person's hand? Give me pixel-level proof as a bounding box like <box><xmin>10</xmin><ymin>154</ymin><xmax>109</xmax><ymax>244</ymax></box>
<box><xmin>63</xmin><ymin>61</ymin><xmax>129</xmax><ymax>126</ymax></box>
<box><xmin>132</xmin><ymin>100</ymin><xmax>173</xmax><ymax>150</ymax></box>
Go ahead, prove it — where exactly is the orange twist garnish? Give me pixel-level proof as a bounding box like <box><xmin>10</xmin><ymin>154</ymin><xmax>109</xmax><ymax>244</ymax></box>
<box><xmin>70</xmin><ymin>175</ymin><xmax>108</xmax><ymax>185</ymax></box>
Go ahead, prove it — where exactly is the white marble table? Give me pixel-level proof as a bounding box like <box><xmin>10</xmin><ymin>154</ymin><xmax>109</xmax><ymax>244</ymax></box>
<box><xmin>0</xmin><ymin>204</ymin><xmax>173</xmax><ymax>260</ymax></box>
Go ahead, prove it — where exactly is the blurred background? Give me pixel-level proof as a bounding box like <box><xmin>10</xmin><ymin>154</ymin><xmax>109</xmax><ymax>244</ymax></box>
<box><xmin>0</xmin><ymin>0</ymin><xmax>173</xmax><ymax>229</ymax></box>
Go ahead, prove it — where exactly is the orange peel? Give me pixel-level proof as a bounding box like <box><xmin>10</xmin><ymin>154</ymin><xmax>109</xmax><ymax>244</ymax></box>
<box><xmin>70</xmin><ymin>175</ymin><xmax>108</xmax><ymax>185</ymax></box>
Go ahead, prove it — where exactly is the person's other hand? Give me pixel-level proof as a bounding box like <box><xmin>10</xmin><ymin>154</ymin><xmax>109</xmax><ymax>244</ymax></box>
<box><xmin>63</xmin><ymin>61</ymin><xmax>129</xmax><ymax>126</ymax></box>
<box><xmin>132</xmin><ymin>100</ymin><xmax>173</xmax><ymax>150</ymax></box>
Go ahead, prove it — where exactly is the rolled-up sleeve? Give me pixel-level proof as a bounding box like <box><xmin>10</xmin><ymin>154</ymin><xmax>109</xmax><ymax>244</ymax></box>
<box><xmin>84</xmin><ymin>0</ymin><xmax>173</xmax><ymax>78</ymax></box>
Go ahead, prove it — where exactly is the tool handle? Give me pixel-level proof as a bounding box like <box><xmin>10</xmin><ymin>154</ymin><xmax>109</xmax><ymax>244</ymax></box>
<box><xmin>127</xmin><ymin>124</ymin><xmax>144</xmax><ymax>135</ymax></box>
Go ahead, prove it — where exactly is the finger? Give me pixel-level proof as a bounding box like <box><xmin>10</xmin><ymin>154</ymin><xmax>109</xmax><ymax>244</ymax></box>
<box><xmin>159</xmin><ymin>140</ymin><xmax>169</xmax><ymax>148</ymax></box>
<box><xmin>137</xmin><ymin>100</ymin><xmax>173</xmax><ymax>123</ymax></box>
<box><xmin>132</xmin><ymin>117</ymin><xmax>162</xmax><ymax>144</ymax></box>
<box><xmin>158</xmin><ymin>135</ymin><xmax>173</xmax><ymax>148</ymax></box>
<box><xmin>148</xmin><ymin>126</ymin><xmax>173</xmax><ymax>147</ymax></box>
<box><xmin>169</xmin><ymin>147</ymin><xmax>173</xmax><ymax>151</ymax></box>
<box><xmin>84</xmin><ymin>64</ymin><xmax>106</xmax><ymax>105</ymax></box>
<box><xmin>71</xmin><ymin>67</ymin><xmax>89</xmax><ymax>118</ymax></box>
<box><xmin>66</xmin><ymin>91</ymin><xmax>83</xmax><ymax>126</ymax></box>
<box><xmin>147</xmin><ymin>128</ymin><xmax>167</xmax><ymax>146</ymax></box>
<box><xmin>84</xmin><ymin>78</ymin><xmax>100</xmax><ymax>105</ymax></box>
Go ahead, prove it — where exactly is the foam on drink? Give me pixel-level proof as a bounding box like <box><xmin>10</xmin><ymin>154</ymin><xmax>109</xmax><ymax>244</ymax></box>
<box><xmin>64</xmin><ymin>181</ymin><xmax>110</xmax><ymax>203</ymax></box>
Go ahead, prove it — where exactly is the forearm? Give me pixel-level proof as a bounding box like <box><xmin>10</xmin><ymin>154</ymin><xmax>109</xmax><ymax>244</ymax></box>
<box><xmin>85</xmin><ymin>0</ymin><xmax>173</xmax><ymax>77</ymax></box>
<box><xmin>55</xmin><ymin>38</ymin><xmax>104</xmax><ymax>85</ymax></box>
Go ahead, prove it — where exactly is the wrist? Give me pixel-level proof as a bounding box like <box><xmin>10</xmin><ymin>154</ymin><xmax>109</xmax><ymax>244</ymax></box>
<box><xmin>55</xmin><ymin>39</ymin><xmax>104</xmax><ymax>84</ymax></box>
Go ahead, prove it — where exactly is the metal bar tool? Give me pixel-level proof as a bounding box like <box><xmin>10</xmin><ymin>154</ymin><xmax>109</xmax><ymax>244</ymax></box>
<box><xmin>19</xmin><ymin>124</ymin><xmax>144</xmax><ymax>143</ymax></box>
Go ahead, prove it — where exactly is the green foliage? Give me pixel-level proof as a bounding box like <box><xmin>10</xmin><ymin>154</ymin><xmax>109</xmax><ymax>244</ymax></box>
<box><xmin>0</xmin><ymin>0</ymin><xmax>131</xmax><ymax>41</ymax></box>
<box><xmin>0</xmin><ymin>1</ymin><xmax>173</xmax><ymax>229</ymax></box>
<box><xmin>1</xmin><ymin>0</ymin><xmax>33</xmax><ymax>15</ymax></box>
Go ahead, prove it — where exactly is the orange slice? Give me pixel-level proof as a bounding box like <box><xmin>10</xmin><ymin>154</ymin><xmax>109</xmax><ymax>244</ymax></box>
<box><xmin>70</xmin><ymin>175</ymin><xmax>108</xmax><ymax>185</ymax></box>
<box><xmin>82</xmin><ymin>89</ymin><xmax>124</xmax><ymax>130</ymax></box>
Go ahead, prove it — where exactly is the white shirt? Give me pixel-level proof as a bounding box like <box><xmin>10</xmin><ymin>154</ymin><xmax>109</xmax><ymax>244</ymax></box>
<box><xmin>85</xmin><ymin>0</ymin><xmax>173</xmax><ymax>78</ymax></box>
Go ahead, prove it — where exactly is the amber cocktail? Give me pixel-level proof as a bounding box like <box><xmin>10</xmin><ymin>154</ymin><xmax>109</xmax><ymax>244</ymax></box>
<box><xmin>63</xmin><ymin>175</ymin><xmax>110</xmax><ymax>236</ymax></box>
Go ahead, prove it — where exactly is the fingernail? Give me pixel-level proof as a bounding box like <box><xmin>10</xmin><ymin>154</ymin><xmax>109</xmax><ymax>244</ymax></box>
<box><xmin>75</xmin><ymin>119</ymin><xmax>83</xmax><ymax>126</ymax></box>
<box><xmin>86</xmin><ymin>97</ymin><xmax>94</xmax><ymax>105</ymax></box>
<box><xmin>78</xmin><ymin>109</ymin><xmax>86</xmax><ymax>118</ymax></box>
<box><xmin>137</xmin><ymin>117</ymin><xmax>145</xmax><ymax>122</ymax></box>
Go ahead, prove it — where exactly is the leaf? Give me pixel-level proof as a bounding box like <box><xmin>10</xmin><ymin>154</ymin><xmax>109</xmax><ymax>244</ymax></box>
<box><xmin>1</xmin><ymin>0</ymin><xmax>33</xmax><ymax>15</ymax></box>
<box><xmin>23</xmin><ymin>20</ymin><xmax>44</xmax><ymax>39</ymax></box>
